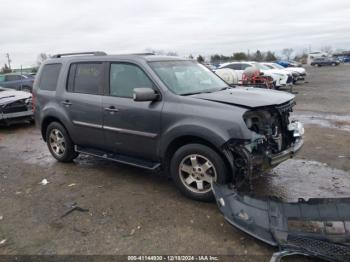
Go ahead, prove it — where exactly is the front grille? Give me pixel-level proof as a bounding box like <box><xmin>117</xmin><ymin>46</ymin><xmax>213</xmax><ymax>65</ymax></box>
<box><xmin>2</xmin><ymin>100</ymin><xmax>29</xmax><ymax>114</ymax></box>
<box><xmin>286</xmin><ymin>235</ymin><xmax>350</xmax><ymax>262</ymax></box>
<box><xmin>275</xmin><ymin>100</ymin><xmax>295</xmax><ymax>114</ymax></box>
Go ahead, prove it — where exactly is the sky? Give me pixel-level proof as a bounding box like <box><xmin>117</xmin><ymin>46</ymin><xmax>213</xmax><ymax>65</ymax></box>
<box><xmin>0</xmin><ymin>0</ymin><xmax>350</xmax><ymax>68</ymax></box>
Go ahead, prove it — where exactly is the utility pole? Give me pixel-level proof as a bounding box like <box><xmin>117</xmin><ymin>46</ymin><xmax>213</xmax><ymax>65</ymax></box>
<box><xmin>5</xmin><ymin>53</ymin><xmax>11</xmax><ymax>69</ymax></box>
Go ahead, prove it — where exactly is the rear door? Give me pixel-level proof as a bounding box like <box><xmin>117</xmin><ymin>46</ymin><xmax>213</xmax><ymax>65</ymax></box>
<box><xmin>61</xmin><ymin>62</ymin><xmax>105</xmax><ymax>149</ymax></box>
<box><xmin>102</xmin><ymin>62</ymin><xmax>163</xmax><ymax>161</ymax></box>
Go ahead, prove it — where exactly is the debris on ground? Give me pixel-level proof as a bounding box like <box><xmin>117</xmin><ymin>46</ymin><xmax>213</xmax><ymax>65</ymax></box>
<box><xmin>0</xmin><ymin>239</ymin><xmax>7</xmax><ymax>246</ymax></box>
<box><xmin>129</xmin><ymin>229</ymin><xmax>136</xmax><ymax>236</ymax></box>
<box><xmin>61</xmin><ymin>202</ymin><xmax>89</xmax><ymax>218</ymax></box>
<box><xmin>39</xmin><ymin>179</ymin><xmax>49</xmax><ymax>185</ymax></box>
<box><xmin>0</xmin><ymin>216</ymin><xmax>3</xmax><ymax>220</ymax></box>
<box><xmin>67</xmin><ymin>183</ymin><xmax>76</xmax><ymax>187</ymax></box>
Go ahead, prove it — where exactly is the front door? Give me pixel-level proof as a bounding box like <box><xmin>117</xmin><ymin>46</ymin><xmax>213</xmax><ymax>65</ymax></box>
<box><xmin>102</xmin><ymin>62</ymin><xmax>163</xmax><ymax>161</ymax></box>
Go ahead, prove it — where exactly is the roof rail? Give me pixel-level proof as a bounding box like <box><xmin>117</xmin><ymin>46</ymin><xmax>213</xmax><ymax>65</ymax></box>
<box><xmin>130</xmin><ymin>53</ymin><xmax>155</xmax><ymax>56</ymax></box>
<box><xmin>51</xmin><ymin>51</ymin><xmax>107</xmax><ymax>58</ymax></box>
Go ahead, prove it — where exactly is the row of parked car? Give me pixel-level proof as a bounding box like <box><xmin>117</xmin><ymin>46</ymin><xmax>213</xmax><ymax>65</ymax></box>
<box><xmin>214</xmin><ymin>61</ymin><xmax>307</xmax><ymax>89</ymax></box>
<box><xmin>0</xmin><ymin>73</ymin><xmax>35</xmax><ymax>126</ymax></box>
<box><xmin>0</xmin><ymin>73</ymin><xmax>35</xmax><ymax>92</ymax></box>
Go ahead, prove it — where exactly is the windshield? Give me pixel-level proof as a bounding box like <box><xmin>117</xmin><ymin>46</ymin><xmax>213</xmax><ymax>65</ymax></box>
<box><xmin>263</xmin><ymin>64</ymin><xmax>274</xmax><ymax>69</ymax></box>
<box><xmin>149</xmin><ymin>60</ymin><xmax>228</xmax><ymax>95</ymax></box>
<box><xmin>253</xmin><ymin>63</ymin><xmax>270</xmax><ymax>70</ymax></box>
<box><xmin>271</xmin><ymin>63</ymin><xmax>285</xmax><ymax>69</ymax></box>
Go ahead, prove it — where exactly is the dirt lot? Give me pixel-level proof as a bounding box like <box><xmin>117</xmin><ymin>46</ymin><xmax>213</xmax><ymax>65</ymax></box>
<box><xmin>0</xmin><ymin>65</ymin><xmax>349</xmax><ymax>260</ymax></box>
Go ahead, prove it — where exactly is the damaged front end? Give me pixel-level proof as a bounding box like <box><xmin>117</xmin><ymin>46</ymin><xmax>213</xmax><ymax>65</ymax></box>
<box><xmin>216</xmin><ymin>99</ymin><xmax>350</xmax><ymax>261</ymax></box>
<box><xmin>213</xmin><ymin>184</ymin><xmax>350</xmax><ymax>261</ymax></box>
<box><xmin>223</xmin><ymin>99</ymin><xmax>304</xmax><ymax>183</ymax></box>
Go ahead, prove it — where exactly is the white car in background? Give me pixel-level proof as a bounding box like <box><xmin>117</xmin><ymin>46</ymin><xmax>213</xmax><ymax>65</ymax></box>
<box><xmin>262</xmin><ymin>62</ymin><xmax>307</xmax><ymax>82</ymax></box>
<box><xmin>218</xmin><ymin>62</ymin><xmax>292</xmax><ymax>88</ymax></box>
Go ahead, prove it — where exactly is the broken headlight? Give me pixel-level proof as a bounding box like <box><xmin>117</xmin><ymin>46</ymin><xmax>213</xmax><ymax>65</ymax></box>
<box><xmin>288</xmin><ymin>121</ymin><xmax>304</xmax><ymax>137</ymax></box>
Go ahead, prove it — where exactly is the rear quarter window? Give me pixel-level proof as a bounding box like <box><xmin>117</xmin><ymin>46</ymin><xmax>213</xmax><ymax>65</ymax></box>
<box><xmin>39</xmin><ymin>63</ymin><xmax>62</xmax><ymax>91</ymax></box>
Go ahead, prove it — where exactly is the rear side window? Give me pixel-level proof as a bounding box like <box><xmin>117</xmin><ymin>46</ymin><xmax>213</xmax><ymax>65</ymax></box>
<box><xmin>67</xmin><ymin>63</ymin><xmax>102</xmax><ymax>95</ymax></box>
<box><xmin>39</xmin><ymin>64</ymin><xmax>62</xmax><ymax>91</ymax></box>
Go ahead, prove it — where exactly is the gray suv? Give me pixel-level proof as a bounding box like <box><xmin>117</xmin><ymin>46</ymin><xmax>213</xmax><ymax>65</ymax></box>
<box><xmin>33</xmin><ymin>52</ymin><xmax>304</xmax><ymax>201</ymax></box>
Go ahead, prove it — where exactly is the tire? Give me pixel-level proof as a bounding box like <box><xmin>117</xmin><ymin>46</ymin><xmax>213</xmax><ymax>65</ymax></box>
<box><xmin>46</xmin><ymin>122</ymin><xmax>78</xmax><ymax>162</ymax></box>
<box><xmin>170</xmin><ymin>143</ymin><xmax>228</xmax><ymax>202</ymax></box>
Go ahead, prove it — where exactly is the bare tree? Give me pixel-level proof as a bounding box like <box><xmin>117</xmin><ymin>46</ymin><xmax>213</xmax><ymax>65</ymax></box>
<box><xmin>5</xmin><ymin>53</ymin><xmax>11</xmax><ymax>69</ymax></box>
<box><xmin>321</xmin><ymin>45</ymin><xmax>333</xmax><ymax>54</ymax></box>
<box><xmin>166</xmin><ymin>51</ymin><xmax>178</xmax><ymax>56</ymax></box>
<box><xmin>37</xmin><ymin>53</ymin><xmax>49</xmax><ymax>67</ymax></box>
<box><xmin>196</xmin><ymin>55</ymin><xmax>205</xmax><ymax>63</ymax></box>
<box><xmin>282</xmin><ymin>48</ymin><xmax>294</xmax><ymax>60</ymax></box>
<box><xmin>144</xmin><ymin>48</ymin><xmax>178</xmax><ymax>56</ymax></box>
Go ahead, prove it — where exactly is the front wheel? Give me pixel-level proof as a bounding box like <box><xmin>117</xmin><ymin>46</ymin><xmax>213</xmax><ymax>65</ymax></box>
<box><xmin>46</xmin><ymin>122</ymin><xmax>78</xmax><ymax>162</ymax></box>
<box><xmin>170</xmin><ymin>144</ymin><xmax>228</xmax><ymax>202</ymax></box>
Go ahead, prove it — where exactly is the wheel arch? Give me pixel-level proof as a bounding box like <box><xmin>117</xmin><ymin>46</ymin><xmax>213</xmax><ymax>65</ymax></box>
<box><xmin>41</xmin><ymin>116</ymin><xmax>66</xmax><ymax>141</ymax></box>
<box><xmin>162</xmin><ymin>135</ymin><xmax>232</xmax><ymax>176</ymax></box>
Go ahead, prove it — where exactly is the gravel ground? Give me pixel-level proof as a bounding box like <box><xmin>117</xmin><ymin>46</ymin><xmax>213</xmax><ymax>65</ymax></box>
<box><xmin>0</xmin><ymin>64</ymin><xmax>349</xmax><ymax>261</ymax></box>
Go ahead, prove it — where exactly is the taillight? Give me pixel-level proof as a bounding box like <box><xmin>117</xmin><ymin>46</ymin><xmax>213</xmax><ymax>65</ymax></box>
<box><xmin>32</xmin><ymin>93</ymin><xmax>36</xmax><ymax>112</ymax></box>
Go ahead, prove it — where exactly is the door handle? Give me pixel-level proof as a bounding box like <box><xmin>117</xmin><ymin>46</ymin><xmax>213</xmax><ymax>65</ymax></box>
<box><xmin>62</xmin><ymin>100</ymin><xmax>72</xmax><ymax>106</ymax></box>
<box><xmin>104</xmin><ymin>106</ymin><xmax>119</xmax><ymax>112</ymax></box>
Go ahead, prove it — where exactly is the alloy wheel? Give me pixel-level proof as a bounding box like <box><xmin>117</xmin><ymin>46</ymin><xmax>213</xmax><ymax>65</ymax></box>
<box><xmin>178</xmin><ymin>154</ymin><xmax>217</xmax><ymax>194</ymax></box>
<box><xmin>49</xmin><ymin>129</ymin><xmax>66</xmax><ymax>157</ymax></box>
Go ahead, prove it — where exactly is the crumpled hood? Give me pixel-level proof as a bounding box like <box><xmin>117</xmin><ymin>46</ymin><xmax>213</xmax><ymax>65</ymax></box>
<box><xmin>0</xmin><ymin>88</ymin><xmax>31</xmax><ymax>106</ymax></box>
<box><xmin>191</xmin><ymin>87</ymin><xmax>295</xmax><ymax>108</ymax></box>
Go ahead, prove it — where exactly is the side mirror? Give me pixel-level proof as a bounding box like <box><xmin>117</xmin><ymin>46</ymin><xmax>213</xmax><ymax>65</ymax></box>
<box><xmin>133</xmin><ymin>87</ymin><xmax>158</xmax><ymax>102</ymax></box>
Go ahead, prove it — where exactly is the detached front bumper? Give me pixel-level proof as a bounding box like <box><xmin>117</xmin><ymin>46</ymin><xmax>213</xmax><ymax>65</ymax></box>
<box><xmin>0</xmin><ymin>109</ymin><xmax>33</xmax><ymax>120</ymax></box>
<box><xmin>213</xmin><ymin>184</ymin><xmax>350</xmax><ymax>262</ymax></box>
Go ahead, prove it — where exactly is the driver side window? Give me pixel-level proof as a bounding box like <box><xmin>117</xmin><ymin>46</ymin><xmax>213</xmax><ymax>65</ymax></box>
<box><xmin>110</xmin><ymin>63</ymin><xmax>154</xmax><ymax>98</ymax></box>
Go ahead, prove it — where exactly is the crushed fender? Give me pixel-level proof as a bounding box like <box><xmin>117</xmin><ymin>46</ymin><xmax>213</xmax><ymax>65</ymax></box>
<box><xmin>213</xmin><ymin>183</ymin><xmax>350</xmax><ymax>262</ymax></box>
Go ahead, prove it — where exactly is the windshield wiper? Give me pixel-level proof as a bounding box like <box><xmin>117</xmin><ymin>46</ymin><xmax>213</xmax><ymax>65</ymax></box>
<box><xmin>180</xmin><ymin>90</ymin><xmax>214</xmax><ymax>96</ymax></box>
<box><xmin>180</xmin><ymin>86</ymin><xmax>232</xmax><ymax>96</ymax></box>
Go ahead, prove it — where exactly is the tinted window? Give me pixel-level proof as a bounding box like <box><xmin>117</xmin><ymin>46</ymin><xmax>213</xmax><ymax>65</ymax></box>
<box><xmin>68</xmin><ymin>63</ymin><xmax>102</xmax><ymax>95</ymax></box>
<box><xmin>0</xmin><ymin>75</ymin><xmax>4</xmax><ymax>82</ymax></box>
<box><xmin>39</xmin><ymin>64</ymin><xmax>62</xmax><ymax>91</ymax></box>
<box><xmin>241</xmin><ymin>64</ymin><xmax>252</xmax><ymax>70</ymax></box>
<box><xmin>6</xmin><ymin>75</ymin><xmax>22</xmax><ymax>81</ymax></box>
<box><xmin>110</xmin><ymin>63</ymin><xmax>154</xmax><ymax>98</ymax></box>
<box><xmin>224</xmin><ymin>64</ymin><xmax>241</xmax><ymax>70</ymax></box>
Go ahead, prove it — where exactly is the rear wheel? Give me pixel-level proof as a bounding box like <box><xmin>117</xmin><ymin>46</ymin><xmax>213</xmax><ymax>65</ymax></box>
<box><xmin>46</xmin><ymin>122</ymin><xmax>78</xmax><ymax>162</ymax></box>
<box><xmin>170</xmin><ymin>143</ymin><xmax>228</xmax><ymax>202</ymax></box>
